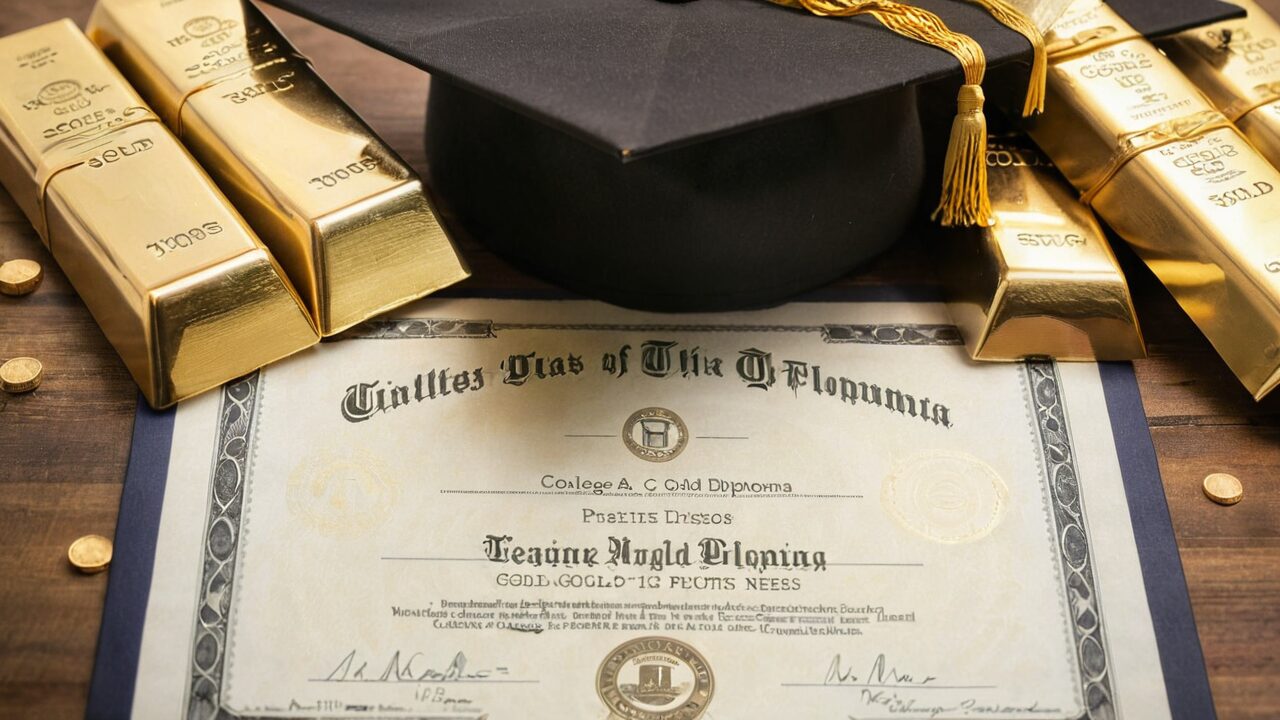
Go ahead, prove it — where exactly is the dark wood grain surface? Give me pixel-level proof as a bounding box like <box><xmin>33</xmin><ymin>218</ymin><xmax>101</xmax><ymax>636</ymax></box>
<box><xmin>1</xmin><ymin>2</ymin><xmax>1278</xmax><ymax>718</ymax></box>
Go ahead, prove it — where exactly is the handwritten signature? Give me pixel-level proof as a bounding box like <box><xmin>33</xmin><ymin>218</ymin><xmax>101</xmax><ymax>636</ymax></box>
<box><xmin>323</xmin><ymin>649</ymin><xmax>508</xmax><ymax>683</ymax></box>
<box><xmin>855</xmin><ymin>691</ymin><xmax>1062</xmax><ymax>718</ymax></box>
<box><xmin>825</xmin><ymin>653</ymin><xmax>938</xmax><ymax>687</ymax></box>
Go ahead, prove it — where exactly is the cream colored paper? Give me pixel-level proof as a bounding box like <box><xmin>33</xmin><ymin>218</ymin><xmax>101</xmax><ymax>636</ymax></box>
<box><xmin>129</xmin><ymin>298</ymin><xmax>1172</xmax><ymax>719</ymax></box>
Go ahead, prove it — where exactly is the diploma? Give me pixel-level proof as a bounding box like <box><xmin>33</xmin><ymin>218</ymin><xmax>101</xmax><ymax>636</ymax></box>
<box><xmin>90</xmin><ymin>298</ymin><xmax>1211</xmax><ymax>719</ymax></box>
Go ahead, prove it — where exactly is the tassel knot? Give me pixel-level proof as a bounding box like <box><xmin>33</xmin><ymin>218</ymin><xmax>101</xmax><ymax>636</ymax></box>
<box><xmin>956</xmin><ymin>83</ymin><xmax>985</xmax><ymax>113</ymax></box>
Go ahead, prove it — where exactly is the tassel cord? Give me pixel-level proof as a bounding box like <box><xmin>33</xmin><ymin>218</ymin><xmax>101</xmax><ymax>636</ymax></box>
<box><xmin>771</xmin><ymin>0</ymin><xmax>993</xmax><ymax>227</ymax></box>
<box><xmin>782</xmin><ymin>0</ymin><xmax>987</xmax><ymax>87</ymax></box>
<box><xmin>959</xmin><ymin>0</ymin><xmax>1047</xmax><ymax>116</ymax></box>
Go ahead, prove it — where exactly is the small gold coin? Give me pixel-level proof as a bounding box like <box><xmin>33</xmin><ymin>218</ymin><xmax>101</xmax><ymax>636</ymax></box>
<box><xmin>0</xmin><ymin>357</ymin><xmax>42</xmax><ymax>393</ymax></box>
<box><xmin>0</xmin><ymin>259</ymin><xmax>43</xmax><ymax>296</ymax></box>
<box><xmin>68</xmin><ymin>534</ymin><xmax>113</xmax><ymax>573</ymax></box>
<box><xmin>1203</xmin><ymin>473</ymin><xmax>1243</xmax><ymax>506</ymax></box>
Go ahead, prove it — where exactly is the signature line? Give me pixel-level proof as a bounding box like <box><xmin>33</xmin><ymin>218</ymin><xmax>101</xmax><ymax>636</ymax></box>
<box><xmin>780</xmin><ymin>683</ymin><xmax>997</xmax><ymax>689</ymax></box>
<box><xmin>308</xmin><ymin>678</ymin><xmax>540</xmax><ymax>684</ymax></box>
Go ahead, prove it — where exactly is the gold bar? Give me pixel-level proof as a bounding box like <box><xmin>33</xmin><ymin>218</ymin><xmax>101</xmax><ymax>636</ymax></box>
<box><xmin>0</xmin><ymin>19</ymin><xmax>318</xmax><ymax>408</ymax></box>
<box><xmin>1029</xmin><ymin>0</ymin><xmax>1280</xmax><ymax>400</ymax></box>
<box><xmin>1161</xmin><ymin>0</ymin><xmax>1280</xmax><ymax>168</ymax></box>
<box><xmin>940</xmin><ymin>136</ymin><xmax>1145</xmax><ymax>361</ymax></box>
<box><xmin>87</xmin><ymin>0</ymin><xmax>469</xmax><ymax>335</ymax></box>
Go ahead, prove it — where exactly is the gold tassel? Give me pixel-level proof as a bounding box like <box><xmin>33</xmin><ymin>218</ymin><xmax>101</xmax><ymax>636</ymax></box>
<box><xmin>958</xmin><ymin>0</ymin><xmax>1046</xmax><ymax>115</ymax></box>
<box><xmin>933</xmin><ymin>83</ymin><xmax>991</xmax><ymax>226</ymax></box>
<box><xmin>771</xmin><ymin>0</ymin><xmax>993</xmax><ymax>227</ymax></box>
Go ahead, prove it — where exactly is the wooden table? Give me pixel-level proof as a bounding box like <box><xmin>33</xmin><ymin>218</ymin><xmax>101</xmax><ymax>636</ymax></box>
<box><xmin>1</xmin><ymin>2</ymin><xmax>1277</xmax><ymax>718</ymax></box>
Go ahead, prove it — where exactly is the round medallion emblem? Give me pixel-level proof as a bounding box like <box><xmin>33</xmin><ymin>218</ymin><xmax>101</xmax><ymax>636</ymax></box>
<box><xmin>183</xmin><ymin>16</ymin><xmax>226</xmax><ymax>37</ymax></box>
<box><xmin>597</xmin><ymin>636</ymin><xmax>714</xmax><ymax>720</ymax></box>
<box><xmin>622</xmin><ymin>407</ymin><xmax>688</xmax><ymax>463</ymax></box>
<box><xmin>36</xmin><ymin>79</ymin><xmax>81</xmax><ymax>106</ymax></box>
<box><xmin>286</xmin><ymin>450</ymin><xmax>400</xmax><ymax>537</ymax></box>
<box><xmin>882</xmin><ymin>451</ymin><xmax>1007</xmax><ymax>543</ymax></box>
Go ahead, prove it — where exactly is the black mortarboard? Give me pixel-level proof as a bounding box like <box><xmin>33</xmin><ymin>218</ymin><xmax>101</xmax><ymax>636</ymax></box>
<box><xmin>265</xmin><ymin>0</ymin><xmax>1241</xmax><ymax>311</ymax></box>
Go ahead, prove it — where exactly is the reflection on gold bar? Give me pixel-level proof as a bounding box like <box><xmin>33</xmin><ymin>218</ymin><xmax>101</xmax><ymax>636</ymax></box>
<box><xmin>940</xmin><ymin>137</ymin><xmax>1144</xmax><ymax>361</ymax></box>
<box><xmin>1029</xmin><ymin>0</ymin><xmax>1280</xmax><ymax>400</ymax></box>
<box><xmin>88</xmin><ymin>0</ymin><xmax>469</xmax><ymax>336</ymax></box>
<box><xmin>1161</xmin><ymin>0</ymin><xmax>1280</xmax><ymax>168</ymax></box>
<box><xmin>0</xmin><ymin>20</ymin><xmax>318</xmax><ymax>408</ymax></box>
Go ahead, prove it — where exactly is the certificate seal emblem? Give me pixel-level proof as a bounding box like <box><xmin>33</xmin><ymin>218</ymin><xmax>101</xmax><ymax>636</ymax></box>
<box><xmin>597</xmin><ymin>636</ymin><xmax>713</xmax><ymax>720</ymax></box>
<box><xmin>287</xmin><ymin>450</ymin><xmax>400</xmax><ymax>537</ymax></box>
<box><xmin>883</xmin><ymin>451</ymin><xmax>1008</xmax><ymax>543</ymax></box>
<box><xmin>623</xmin><ymin>408</ymin><xmax>688</xmax><ymax>463</ymax></box>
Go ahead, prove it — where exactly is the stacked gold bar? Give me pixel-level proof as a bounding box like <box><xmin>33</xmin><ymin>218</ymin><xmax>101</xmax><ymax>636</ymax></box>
<box><xmin>1161</xmin><ymin>0</ymin><xmax>1280</xmax><ymax>168</ymax></box>
<box><xmin>1029</xmin><ymin>0</ymin><xmax>1280</xmax><ymax>400</ymax></box>
<box><xmin>0</xmin><ymin>20</ymin><xmax>318</xmax><ymax>408</ymax></box>
<box><xmin>941</xmin><ymin>135</ymin><xmax>1145</xmax><ymax>361</ymax></box>
<box><xmin>88</xmin><ymin>0</ymin><xmax>469</xmax><ymax>335</ymax></box>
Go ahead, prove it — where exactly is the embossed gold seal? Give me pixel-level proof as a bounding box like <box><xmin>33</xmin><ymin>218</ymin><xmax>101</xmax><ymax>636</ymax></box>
<box><xmin>182</xmin><ymin>15</ymin><xmax>226</xmax><ymax>38</ymax></box>
<box><xmin>36</xmin><ymin>79</ymin><xmax>81</xmax><ymax>106</ymax></box>
<box><xmin>597</xmin><ymin>636</ymin><xmax>713</xmax><ymax>720</ymax></box>
<box><xmin>883</xmin><ymin>450</ymin><xmax>1008</xmax><ymax>543</ymax></box>
<box><xmin>622</xmin><ymin>408</ymin><xmax>688</xmax><ymax>463</ymax></box>
<box><xmin>287</xmin><ymin>450</ymin><xmax>400</xmax><ymax>537</ymax></box>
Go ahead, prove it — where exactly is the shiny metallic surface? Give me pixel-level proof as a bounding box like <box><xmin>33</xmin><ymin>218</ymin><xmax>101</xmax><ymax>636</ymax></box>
<box><xmin>1202</xmin><ymin>472</ymin><xmax>1245</xmax><ymax>505</ymax></box>
<box><xmin>0</xmin><ymin>357</ymin><xmax>43</xmax><ymax>394</ymax></box>
<box><xmin>67</xmin><ymin>534</ymin><xmax>113</xmax><ymax>573</ymax></box>
<box><xmin>941</xmin><ymin>137</ymin><xmax>1145</xmax><ymax>361</ymax></box>
<box><xmin>1161</xmin><ymin>0</ymin><xmax>1280</xmax><ymax>168</ymax></box>
<box><xmin>0</xmin><ymin>258</ymin><xmax>43</xmax><ymax>296</ymax></box>
<box><xmin>1029</xmin><ymin>0</ymin><xmax>1280</xmax><ymax>400</ymax></box>
<box><xmin>0</xmin><ymin>20</ymin><xmax>318</xmax><ymax>408</ymax></box>
<box><xmin>88</xmin><ymin>0</ymin><xmax>470</xmax><ymax>335</ymax></box>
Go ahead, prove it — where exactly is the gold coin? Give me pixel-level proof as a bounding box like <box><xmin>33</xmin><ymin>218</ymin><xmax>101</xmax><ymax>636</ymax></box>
<box><xmin>68</xmin><ymin>534</ymin><xmax>113</xmax><ymax>573</ymax></box>
<box><xmin>0</xmin><ymin>259</ymin><xmax>43</xmax><ymax>296</ymax></box>
<box><xmin>1202</xmin><ymin>473</ymin><xmax>1243</xmax><ymax>506</ymax></box>
<box><xmin>0</xmin><ymin>357</ymin><xmax>42</xmax><ymax>393</ymax></box>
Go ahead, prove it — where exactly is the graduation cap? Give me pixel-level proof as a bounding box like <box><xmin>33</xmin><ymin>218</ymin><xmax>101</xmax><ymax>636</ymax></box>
<box><xmin>265</xmin><ymin>0</ymin><xmax>1240</xmax><ymax>311</ymax></box>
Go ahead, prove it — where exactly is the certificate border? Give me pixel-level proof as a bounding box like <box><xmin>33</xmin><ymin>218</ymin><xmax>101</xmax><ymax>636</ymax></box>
<box><xmin>85</xmin><ymin>298</ymin><xmax>1215</xmax><ymax>720</ymax></box>
<box><xmin>188</xmin><ymin>375</ymin><xmax>265</xmax><ymax>719</ymax></box>
<box><xmin>1024</xmin><ymin>361</ymin><xmax>1115</xmax><ymax>717</ymax></box>
<box><xmin>184</xmin><ymin>323</ymin><xmax>1107</xmax><ymax>719</ymax></box>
